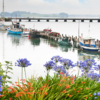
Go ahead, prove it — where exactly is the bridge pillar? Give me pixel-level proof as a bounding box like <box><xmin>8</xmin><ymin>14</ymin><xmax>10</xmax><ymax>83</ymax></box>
<box><xmin>90</xmin><ymin>19</ymin><xmax>92</xmax><ymax>22</ymax></box>
<box><xmin>55</xmin><ymin>19</ymin><xmax>58</xmax><ymax>22</ymax></box>
<box><xmin>47</xmin><ymin>19</ymin><xmax>49</xmax><ymax>22</ymax></box>
<box><xmin>64</xmin><ymin>19</ymin><xmax>67</xmax><ymax>22</ymax></box>
<box><xmin>19</xmin><ymin>19</ymin><xmax>21</xmax><ymax>22</ymax></box>
<box><xmin>81</xmin><ymin>19</ymin><xmax>84</xmax><ymax>22</ymax></box>
<box><xmin>28</xmin><ymin>19</ymin><xmax>31</xmax><ymax>22</ymax></box>
<box><xmin>73</xmin><ymin>19</ymin><xmax>75</xmax><ymax>22</ymax></box>
<box><xmin>98</xmin><ymin>20</ymin><xmax>100</xmax><ymax>22</ymax></box>
<box><xmin>38</xmin><ymin>19</ymin><xmax>40</xmax><ymax>22</ymax></box>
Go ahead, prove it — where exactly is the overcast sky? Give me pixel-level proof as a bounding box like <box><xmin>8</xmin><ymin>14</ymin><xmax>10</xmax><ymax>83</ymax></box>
<box><xmin>0</xmin><ymin>0</ymin><xmax>100</xmax><ymax>15</ymax></box>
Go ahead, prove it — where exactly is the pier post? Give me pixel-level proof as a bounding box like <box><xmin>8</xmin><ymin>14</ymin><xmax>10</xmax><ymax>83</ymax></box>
<box><xmin>90</xmin><ymin>19</ymin><xmax>92</xmax><ymax>22</ymax></box>
<box><xmin>98</xmin><ymin>20</ymin><xmax>100</xmax><ymax>22</ymax></box>
<box><xmin>55</xmin><ymin>19</ymin><xmax>58</xmax><ymax>22</ymax></box>
<box><xmin>73</xmin><ymin>19</ymin><xmax>75</xmax><ymax>22</ymax></box>
<box><xmin>38</xmin><ymin>19</ymin><xmax>40</xmax><ymax>22</ymax></box>
<box><xmin>81</xmin><ymin>19</ymin><xmax>84</xmax><ymax>22</ymax></box>
<box><xmin>64</xmin><ymin>19</ymin><xmax>67</xmax><ymax>22</ymax></box>
<box><xmin>47</xmin><ymin>19</ymin><xmax>49</xmax><ymax>22</ymax></box>
<box><xmin>19</xmin><ymin>19</ymin><xmax>21</xmax><ymax>22</ymax></box>
<box><xmin>28</xmin><ymin>19</ymin><xmax>31</xmax><ymax>22</ymax></box>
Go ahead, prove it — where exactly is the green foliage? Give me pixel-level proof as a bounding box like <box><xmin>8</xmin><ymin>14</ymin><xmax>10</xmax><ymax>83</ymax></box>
<box><xmin>0</xmin><ymin>73</ymin><xmax>100</xmax><ymax>100</ymax></box>
<box><xmin>0</xmin><ymin>61</ymin><xmax>13</xmax><ymax>86</ymax></box>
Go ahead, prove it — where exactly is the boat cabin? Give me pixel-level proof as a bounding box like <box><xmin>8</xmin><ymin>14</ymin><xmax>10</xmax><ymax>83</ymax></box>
<box><xmin>79</xmin><ymin>37</ymin><xmax>96</xmax><ymax>47</ymax></box>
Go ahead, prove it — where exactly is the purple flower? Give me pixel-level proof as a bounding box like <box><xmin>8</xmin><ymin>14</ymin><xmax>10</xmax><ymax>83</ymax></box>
<box><xmin>87</xmin><ymin>72</ymin><xmax>99</xmax><ymax>81</ymax></box>
<box><xmin>94</xmin><ymin>93</ymin><xmax>97</xmax><ymax>96</ymax></box>
<box><xmin>97</xmin><ymin>92</ymin><xmax>100</xmax><ymax>96</ymax></box>
<box><xmin>75</xmin><ymin>61</ymin><xmax>83</xmax><ymax>68</ymax></box>
<box><xmin>51</xmin><ymin>56</ymin><xmax>62</xmax><ymax>63</ymax></box>
<box><xmin>79</xmin><ymin>59</ymin><xmax>96</xmax><ymax>73</ymax></box>
<box><xmin>94</xmin><ymin>65</ymin><xmax>100</xmax><ymax>71</ymax></box>
<box><xmin>15</xmin><ymin>58</ymin><xmax>31</xmax><ymax>67</ymax></box>
<box><xmin>53</xmin><ymin>66</ymin><xmax>66</xmax><ymax>74</ymax></box>
<box><xmin>95</xmin><ymin>97</ymin><xmax>97</xmax><ymax>100</ymax></box>
<box><xmin>0</xmin><ymin>85</ymin><xmax>2</xmax><ymax>92</ymax></box>
<box><xmin>44</xmin><ymin>61</ymin><xmax>56</xmax><ymax>71</ymax></box>
<box><xmin>60</xmin><ymin>58</ymin><xmax>74</xmax><ymax>69</ymax></box>
<box><xmin>0</xmin><ymin>76</ymin><xmax>2</xmax><ymax>93</ymax></box>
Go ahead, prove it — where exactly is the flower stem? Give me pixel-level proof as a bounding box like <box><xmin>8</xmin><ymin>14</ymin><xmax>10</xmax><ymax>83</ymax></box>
<box><xmin>21</xmin><ymin>67</ymin><xmax>23</xmax><ymax>85</ymax></box>
<box><xmin>24</xmin><ymin>67</ymin><xmax>27</xmax><ymax>79</ymax></box>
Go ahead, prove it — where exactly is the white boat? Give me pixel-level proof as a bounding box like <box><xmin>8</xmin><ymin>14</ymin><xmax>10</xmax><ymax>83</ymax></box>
<box><xmin>79</xmin><ymin>35</ymin><xmax>100</xmax><ymax>52</ymax></box>
<box><xmin>21</xmin><ymin>31</ymin><xmax>29</xmax><ymax>37</ymax></box>
<box><xmin>21</xmin><ymin>29</ymin><xmax>30</xmax><ymax>37</ymax></box>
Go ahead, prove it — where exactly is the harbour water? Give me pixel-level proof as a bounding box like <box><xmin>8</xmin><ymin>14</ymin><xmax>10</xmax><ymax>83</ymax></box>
<box><xmin>0</xmin><ymin>20</ymin><xmax>100</xmax><ymax>84</ymax></box>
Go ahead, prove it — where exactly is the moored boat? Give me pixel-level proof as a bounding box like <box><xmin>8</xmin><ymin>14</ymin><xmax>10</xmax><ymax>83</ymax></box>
<box><xmin>58</xmin><ymin>37</ymin><xmax>72</xmax><ymax>46</ymax></box>
<box><xmin>43</xmin><ymin>28</ymin><xmax>52</xmax><ymax>32</ymax></box>
<box><xmin>7</xmin><ymin>22</ymin><xmax>23</xmax><ymax>35</ymax></box>
<box><xmin>29</xmin><ymin>30</ymin><xmax>41</xmax><ymax>38</ymax></box>
<box><xmin>78</xmin><ymin>36</ymin><xmax>100</xmax><ymax>52</ymax></box>
<box><xmin>21</xmin><ymin>29</ymin><xmax>30</xmax><ymax>37</ymax></box>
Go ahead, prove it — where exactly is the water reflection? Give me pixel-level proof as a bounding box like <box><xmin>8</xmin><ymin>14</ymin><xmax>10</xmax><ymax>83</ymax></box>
<box><xmin>41</xmin><ymin>38</ymin><xmax>58</xmax><ymax>48</ymax></box>
<box><xmin>7</xmin><ymin>34</ymin><xmax>21</xmax><ymax>45</ymax></box>
<box><xmin>78</xmin><ymin>50</ymin><xmax>99</xmax><ymax>61</ymax></box>
<box><xmin>29</xmin><ymin>38</ymin><xmax>40</xmax><ymax>46</ymax></box>
<box><xmin>59</xmin><ymin>45</ymin><xmax>72</xmax><ymax>52</ymax></box>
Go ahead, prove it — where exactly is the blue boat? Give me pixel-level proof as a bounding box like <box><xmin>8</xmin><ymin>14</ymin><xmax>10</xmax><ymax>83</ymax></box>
<box><xmin>79</xmin><ymin>36</ymin><xmax>100</xmax><ymax>52</ymax></box>
<box><xmin>8</xmin><ymin>29</ymin><xmax>22</xmax><ymax>35</ymax></box>
<box><xmin>7</xmin><ymin>22</ymin><xmax>23</xmax><ymax>35</ymax></box>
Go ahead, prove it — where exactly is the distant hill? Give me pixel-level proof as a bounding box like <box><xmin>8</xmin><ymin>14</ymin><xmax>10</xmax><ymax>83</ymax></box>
<box><xmin>0</xmin><ymin>11</ymin><xmax>100</xmax><ymax>18</ymax></box>
<box><xmin>0</xmin><ymin>11</ymin><xmax>68</xmax><ymax>18</ymax></box>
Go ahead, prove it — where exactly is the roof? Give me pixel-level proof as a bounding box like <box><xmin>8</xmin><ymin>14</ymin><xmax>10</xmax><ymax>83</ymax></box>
<box><xmin>82</xmin><ymin>37</ymin><xmax>95</xmax><ymax>40</ymax></box>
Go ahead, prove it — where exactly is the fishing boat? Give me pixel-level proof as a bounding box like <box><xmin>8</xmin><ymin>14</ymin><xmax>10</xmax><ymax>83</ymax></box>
<box><xmin>21</xmin><ymin>29</ymin><xmax>30</xmax><ymax>37</ymax></box>
<box><xmin>78</xmin><ymin>36</ymin><xmax>100</xmax><ymax>52</ymax></box>
<box><xmin>43</xmin><ymin>28</ymin><xmax>52</xmax><ymax>32</ymax></box>
<box><xmin>7</xmin><ymin>22</ymin><xmax>23</xmax><ymax>35</ymax></box>
<box><xmin>58</xmin><ymin>37</ymin><xmax>72</xmax><ymax>46</ymax></box>
<box><xmin>78</xmin><ymin>20</ymin><xmax>100</xmax><ymax>52</ymax></box>
<box><xmin>29</xmin><ymin>30</ymin><xmax>41</xmax><ymax>38</ymax></box>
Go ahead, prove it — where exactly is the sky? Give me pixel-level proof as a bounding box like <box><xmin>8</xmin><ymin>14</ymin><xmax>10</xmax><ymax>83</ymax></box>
<box><xmin>0</xmin><ymin>0</ymin><xmax>100</xmax><ymax>15</ymax></box>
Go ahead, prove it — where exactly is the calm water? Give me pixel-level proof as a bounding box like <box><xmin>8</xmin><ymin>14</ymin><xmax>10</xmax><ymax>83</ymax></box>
<box><xmin>0</xmin><ymin>20</ymin><xmax>100</xmax><ymax>84</ymax></box>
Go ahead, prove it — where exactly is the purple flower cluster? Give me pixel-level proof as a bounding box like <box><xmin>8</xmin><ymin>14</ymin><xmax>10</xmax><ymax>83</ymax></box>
<box><xmin>0</xmin><ymin>76</ymin><xmax>2</xmax><ymax>93</ymax></box>
<box><xmin>94</xmin><ymin>92</ymin><xmax>100</xmax><ymax>100</ymax></box>
<box><xmin>53</xmin><ymin>66</ymin><xmax>66</xmax><ymax>74</ymax></box>
<box><xmin>75</xmin><ymin>59</ymin><xmax>96</xmax><ymax>73</ymax></box>
<box><xmin>44</xmin><ymin>61</ymin><xmax>56</xmax><ymax>71</ymax></box>
<box><xmin>94</xmin><ymin>64</ymin><xmax>100</xmax><ymax>72</ymax></box>
<box><xmin>51</xmin><ymin>56</ymin><xmax>62</xmax><ymax>63</ymax></box>
<box><xmin>15</xmin><ymin>58</ymin><xmax>31</xmax><ymax>67</ymax></box>
<box><xmin>44</xmin><ymin>56</ymin><xmax>100</xmax><ymax>81</ymax></box>
<box><xmin>87</xmin><ymin>72</ymin><xmax>99</xmax><ymax>81</ymax></box>
<box><xmin>60</xmin><ymin>58</ymin><xmax>74</xmax><ymax>69</ymax></box>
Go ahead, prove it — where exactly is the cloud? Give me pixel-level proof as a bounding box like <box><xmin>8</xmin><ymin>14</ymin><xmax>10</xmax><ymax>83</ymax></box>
<box><xmin>0</xmin><ymin>0</ymin><xmax>100</xmax><ymax>15</ymax></box>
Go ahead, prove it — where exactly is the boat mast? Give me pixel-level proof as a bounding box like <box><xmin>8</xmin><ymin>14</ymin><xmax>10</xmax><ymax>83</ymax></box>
<box><xmin>78</xmin><ymin>20</ymin><xmax>80</xmax><ymax>39</ymax></box>
<box><xmin>2</xmin><ymin>0</ymin><xmax>4</xmax><ymax>22</ymax></box>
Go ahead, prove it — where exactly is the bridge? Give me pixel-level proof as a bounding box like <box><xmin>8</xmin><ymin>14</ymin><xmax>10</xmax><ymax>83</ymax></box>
<box><xmin>8</xmin><ymin>17</ymin><xmax>100</xmax><ymax>22</ymax></box>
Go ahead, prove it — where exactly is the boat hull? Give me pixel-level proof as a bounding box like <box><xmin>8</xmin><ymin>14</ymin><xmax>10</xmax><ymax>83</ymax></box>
<box><xmin>21</xmin><ymin>32</ymin><xmax>29</xmax><ymax>37</ymax></box>
<box><xmin>8</xmin><ymin>30</ymin><xmax>22</xmax><ymax>35</ymax></box>
<box><xmin>79</xmin><ymin>44</ymin><xmax>99</xmax><ymax>52</ymax></box>
<box><xmin>29</xmin><ymin>31</ymin><xmax>41</xmax><ymax>38</ymax></box>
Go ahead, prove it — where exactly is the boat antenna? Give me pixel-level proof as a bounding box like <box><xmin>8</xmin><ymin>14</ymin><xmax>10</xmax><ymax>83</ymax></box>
<box><xmin>88</xmin><ymin>21</ymin><xmax>90</xmax><ymax>37</ymax></box>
